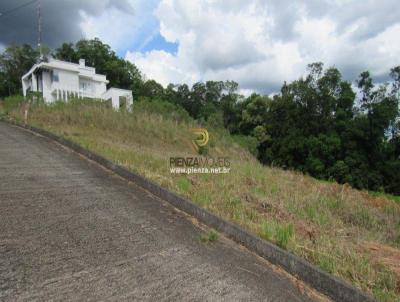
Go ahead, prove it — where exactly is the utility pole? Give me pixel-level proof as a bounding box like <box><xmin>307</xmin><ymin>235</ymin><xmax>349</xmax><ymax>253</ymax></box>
<box><xmin>37</xmin><ymin>0</ymin><xmax>42</xmax><ymax>60</ymax></box>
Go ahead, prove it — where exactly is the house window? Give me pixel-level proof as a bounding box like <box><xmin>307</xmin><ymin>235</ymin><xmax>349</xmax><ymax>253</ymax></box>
<box><xmin>52</xmin><ymin>71</ymin><xmax>59</xmax><ymax>82</ymax></box>
<box><xmin>80</xmin><ymin>81</ymin><xmax>91</xmax><ymax>92</ymax></box>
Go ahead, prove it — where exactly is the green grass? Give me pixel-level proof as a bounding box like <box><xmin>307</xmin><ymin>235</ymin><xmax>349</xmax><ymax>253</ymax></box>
<box><xmin>7</xmin><ymin>97</ymin><xmax>400</xmax><ymax>301</ymax></box>
<box><xmin>259</xmin><ymin>222</ymin><xmax>294</xmax><ymax>249</ymax></box>
<box><xmin>0</xmin><ymin>95</ymin><xmax>25</xmax><ymax>115</ymax></box>
<box><xmin>200</xmin><ymin>230</ymin><xmax>219</xmax><ymax>243</ymax></box>
<box><xmin>276</xmin><ymin>223</ymin><xmax>294</xmax><ymax>249</ymax></box>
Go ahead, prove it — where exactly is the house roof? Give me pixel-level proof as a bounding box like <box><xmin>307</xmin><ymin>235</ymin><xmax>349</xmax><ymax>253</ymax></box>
<box><xmin>22</xmin><ymin>58</ymin><xmax>109</xmax><ymax>84</ymax></box>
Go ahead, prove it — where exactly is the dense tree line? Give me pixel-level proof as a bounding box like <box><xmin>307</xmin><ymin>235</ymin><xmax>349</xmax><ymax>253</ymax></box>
<box><xmin>1</xmin><ymin>40</ymin><xmax>399</xmax><ymax>194</ymax></box>
<box><xmin>147</xmin><ymin>64</ymin><xmax>400</xmax><ymax>194</ymax></box>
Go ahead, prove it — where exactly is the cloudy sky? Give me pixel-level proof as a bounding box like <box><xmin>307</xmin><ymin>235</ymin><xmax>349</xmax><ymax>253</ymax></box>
<box><xmin>0</xmin><ymin>0</ymin><xmax>399</xmax><ymax>93</ymax></box>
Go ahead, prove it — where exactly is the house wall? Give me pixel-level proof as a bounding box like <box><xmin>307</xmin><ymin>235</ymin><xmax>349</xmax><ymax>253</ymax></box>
<box><xmin>42</xmin><ymin>71</ymin><xmax>53</xmax><ymax>102</ymax></box>
<box><xmin>102</xmin><ymin>88</ymin><xmax>133</xmax><ymax>109</ymax></box>
<box><xmin>78</xmin><ymin>78</ymin><xmax>107</xmax><ymax>99</ymax></box>
<box><xmin>93</xmin><ymin>81</ymin><xmax>107</xmax><ymax>98</ymax></box>
<box><xmin>30</xmin><ymin>69</ymin><xmax>110</xmax><ymax>103</ymax></box>
<box><xmin>31</xmin><ymin>74</ymin><xmax>37</xmax><ymax>92</ymax></box>
<box><xmin>46</xmin><ymin>69</ymin><xmax>81</xmax><ymax>102</ymax></box>
<box><xmin>58</xmin><ymin>69</ymin><xmax>79</xmax><ymax>92</ymax></box>
<box><xmin>78</xmin><ymin>78</ymin><xmax>94</xmax><ymax>97</ymax></box>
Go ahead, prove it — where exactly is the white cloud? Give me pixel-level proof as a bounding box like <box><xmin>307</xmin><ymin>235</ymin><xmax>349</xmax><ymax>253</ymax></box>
<box><xmin>126</xmin><ymin>50</ymin><xmax>199</xmax><ymax>85</ymax></box>
<box><xmin>80</xmin><ymin>0</ymin><xmax>159</xmax><ymax>54</ymax></box>
<box><xmin>125</xmin><ymin>0</ymin><xmax>400</xmax><ymax>93</ymax></box>
<box><xmin>80</xmin><ymin>8</ymin><xmax>136</xmax><ymax>52</ymax></box>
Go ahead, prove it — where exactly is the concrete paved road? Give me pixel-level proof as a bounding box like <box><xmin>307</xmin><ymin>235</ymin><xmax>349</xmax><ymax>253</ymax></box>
<box><xmin>0</xmin><ymin>122</ymin><xmax>323</xmax><ymax>302</ymax></box>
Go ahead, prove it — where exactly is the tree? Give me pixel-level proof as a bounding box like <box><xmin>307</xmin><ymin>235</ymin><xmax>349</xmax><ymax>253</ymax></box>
<box><xmin>54</xmin><ymin>43</ymin><xmax>77</xmax><ymax>62</ymax></box>
<box><xmin>241</xmin><ymin>63</ymin><xmax>398</xmax><ymax>192</ymax></box>
<box><xmin>54</xmin><ymin>38</ymin><xmax>143</xmax><ymax>91</ymax></box>
<box><xmin>139</xmin><ymin>80</ymin><xmax>164</xmax><ymax>99</ymax></box>
<box><xmin>0</xmin><ymin>44</ymin><xmax>39</xmax><ymax>97</ymax></box>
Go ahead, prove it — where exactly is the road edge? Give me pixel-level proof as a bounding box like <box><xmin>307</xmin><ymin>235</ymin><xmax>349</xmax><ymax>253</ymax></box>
<box><xmin>3</xmin><ymin>119</ymin><xmax>376</xmax><ymax>302</ymax></box>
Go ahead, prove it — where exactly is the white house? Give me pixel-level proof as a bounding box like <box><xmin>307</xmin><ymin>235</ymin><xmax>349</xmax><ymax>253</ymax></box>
<box><xmin>21</xmin><ymin>58</ymin><xmax>133</xmax><ymax>109</ymax></box>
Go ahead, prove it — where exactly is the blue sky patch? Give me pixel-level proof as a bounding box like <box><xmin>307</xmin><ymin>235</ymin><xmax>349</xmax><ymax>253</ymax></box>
<box><xmin>139</xmin><ymin>32</ymin><xmax>178</xmax><ymax>54</ymax></box>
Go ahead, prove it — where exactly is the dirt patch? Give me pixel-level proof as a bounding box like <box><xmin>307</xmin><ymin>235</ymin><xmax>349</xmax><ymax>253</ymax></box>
<box><xmin>361</xmin><ymin>241</ymin><xmax>400</xmax><ymax>292</ymax></box>
<box><xmin>358</xmin><ymin>192</ymin><xmax>397</xmax><ymax>209</ymax></box>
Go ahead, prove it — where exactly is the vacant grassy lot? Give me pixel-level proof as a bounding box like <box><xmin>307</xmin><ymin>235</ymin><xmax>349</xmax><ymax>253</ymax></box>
<box><xmin>5</xmin><ymin>98</ymin><xmax>400</xmax><ymax>301</ymax></box>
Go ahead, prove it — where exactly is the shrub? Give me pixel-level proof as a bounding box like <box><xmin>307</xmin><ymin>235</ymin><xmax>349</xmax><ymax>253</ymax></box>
<box><xmin>133</xmin><ymin>98</ymin><xmax>191</xmax><ymax>123</ymax></box>
<box><xmin>232</xmin><ymin>134</ymin><xmax>259</xmax><ymax>156</ymax></box>
<box><xmin>1</xmin><ymin>95</ymin><xmax>25</xmax><ymax>114</ymax></box>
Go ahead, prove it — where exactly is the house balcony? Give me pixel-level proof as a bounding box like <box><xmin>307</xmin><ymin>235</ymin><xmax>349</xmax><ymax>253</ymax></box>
<box><xmin>50</xmin><ymin>83</ymin><xmax>96</xmax><ymax>100</ymax></box>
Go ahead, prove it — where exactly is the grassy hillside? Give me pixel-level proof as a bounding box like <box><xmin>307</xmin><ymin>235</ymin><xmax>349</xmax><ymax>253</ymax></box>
<box><xmin>5</xmin><ymin>98</ymin><xmax>400</xmax><ymax>301</ymax></box>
